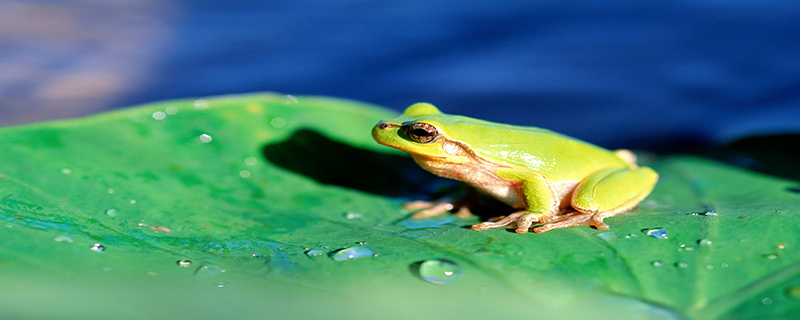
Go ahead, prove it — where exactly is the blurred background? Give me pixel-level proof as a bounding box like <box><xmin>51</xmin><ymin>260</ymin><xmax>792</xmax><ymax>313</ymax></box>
<box><xmin>2</xmin><ymin>0</ymin><xmax>799</xmax><ymax>149</ymax></box>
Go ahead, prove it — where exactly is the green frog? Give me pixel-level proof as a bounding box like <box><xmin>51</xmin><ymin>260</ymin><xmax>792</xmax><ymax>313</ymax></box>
<box><xmin>372</xmin><ymin>103</ymin><xmax>658</xmax><ymax>233</ymax></box>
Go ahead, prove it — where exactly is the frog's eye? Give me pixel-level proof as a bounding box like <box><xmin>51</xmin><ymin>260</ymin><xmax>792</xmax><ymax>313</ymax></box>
<box><xmin>405</xmin><ymin>122</ymin><xmax>439</xmax><ymax>143</ymax></box>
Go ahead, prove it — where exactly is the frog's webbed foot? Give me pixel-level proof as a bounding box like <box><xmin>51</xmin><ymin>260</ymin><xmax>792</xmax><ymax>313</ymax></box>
<box><xmin>404</xmin><ymin>198</ymin><xmax>473</xmax><ymax>219</ymax></box>
<box><xmin>531</xmin><ymin>211</ymin><xmax>609</xmax><ymax>233</ymax></box>
<box><xmin>471</xmin><ymin>212</ymin><xmax>544</xmax><ymax>234</ymax></box>
<box><xmin>470</xmin><ymin>211</ymin><xmax>610</xmax><ymax>233</ymax></box>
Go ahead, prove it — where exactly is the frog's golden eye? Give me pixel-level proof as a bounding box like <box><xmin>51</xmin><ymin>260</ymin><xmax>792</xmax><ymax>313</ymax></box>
<box><xmin>405</xmin><ymin>122</ymin><xmax>439</xmax><ymax>143</ymax></box>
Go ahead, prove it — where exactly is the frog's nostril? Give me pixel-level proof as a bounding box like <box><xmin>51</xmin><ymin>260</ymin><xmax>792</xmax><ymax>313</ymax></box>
<box><xmin>378</xmin><ymin>122</ymin><xmax>390</xmax><ymax>130</ymax></box>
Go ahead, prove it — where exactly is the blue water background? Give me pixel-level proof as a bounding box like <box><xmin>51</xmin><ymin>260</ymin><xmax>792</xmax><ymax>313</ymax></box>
<box><xmin>1</xmin><ymin>1</ymin><xmax>799</xmax><ymax>149</ymax></box>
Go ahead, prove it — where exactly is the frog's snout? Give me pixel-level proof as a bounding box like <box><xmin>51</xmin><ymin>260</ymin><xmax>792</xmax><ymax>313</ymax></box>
<box><xmin>372</xmin><ymin>121</ymin><xmax>400</xmax><ymax>145</ymax></box>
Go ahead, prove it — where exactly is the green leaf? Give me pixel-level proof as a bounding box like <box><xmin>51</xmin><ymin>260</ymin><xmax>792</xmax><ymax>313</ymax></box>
<box><xmin>1</xmin><ymin>93</ymin><xmax>798</xmax><ymax>319</ymax></box>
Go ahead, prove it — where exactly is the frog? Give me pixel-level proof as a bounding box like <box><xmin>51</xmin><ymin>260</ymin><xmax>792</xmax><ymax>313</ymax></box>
<box><xmin>371</xmin><ymin>103</ymin><xmax>658</xmax><ymax>233</ymax></box>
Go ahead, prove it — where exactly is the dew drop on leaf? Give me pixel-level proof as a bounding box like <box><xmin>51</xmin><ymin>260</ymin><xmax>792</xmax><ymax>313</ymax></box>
<box><xmin>675</xmin><ymin>261</ymin><xmax>688</xmax><ymax>269</ymax></box>
<box><xmin>642</xmin><ymin>228</ymin><xmax>668</xmax><ymax>239</ymax></box>
<box><xmin>330</xmin><ymin>246</ymin><xmax>375</xmax><ymax>261</ymax></box>
<box><xmin>176</xmin><ymin>259</ymin><xmax>192</xmax><ymax>267</ymax></box>
<box><xmin>698</xmin><ymin>239</ymin><xmax>712</xmax><ymax>246</ymax></box>
<box><xmin>763</xmin><ymin>253</ymin><xmax>779</xmax><ymax>260</ymax></box>
<box><xmin>152</xmin><ymin>111</ymin><xmax>167</xmax><ymax>120</ymax></box>
<box><xmin>105</xmin><ymin>209</ymin><xmax>118</xmax><ymax>217</ymax></box>
<box><xmin>304</xmin><ymin>249</ymin><xmax>324</xmax><ymax>257</ymax></box>
<box><xmin>270</xmin><ymin>117</ymin><xmax>287</xmax><ymax>128</ymax></box>
<box><xmin>193</xmin><ymin>99</ymin><xmax>208</xmax><ymax>109</ymax></box>
<box><xmin>417</xmin><ymin>259</ymin><xmax>463</xmax><ymax>285</ymax></box>
<box><xmin>194</xmin><ymin>264</ymin><xmax>226</xmax><ymax>277</ymax></box>
<box><xmin>343</xmin><ymin>211</ymin><xmax>363</xmax><ymax>219</ymax></box>
<box><xmin>595</xmin><ymin>232</ymin><xmax>618</xmax><ymax>241</ymax></box>
<box><xmin>198</xmin><ymin>134</ymin><xmax>213</xmax><ymax>143</ymax></box>
<box><xmin>651</xmin><ymin>260</ymin><xmax>664</xmax><ymax>268</ymax></box>
<box><xmin>54</xmin><ymin>235</ymin><xmax>74</xmax><ymax>243</ymax></box>
<box><xmin>90</xmin><ymin>243</ymin><xmax>105</xmax><ymax>253</ymax></box>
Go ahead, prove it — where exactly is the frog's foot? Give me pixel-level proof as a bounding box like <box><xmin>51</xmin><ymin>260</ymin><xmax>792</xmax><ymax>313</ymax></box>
<box><xmin>405</xmin><ymin>198</ymin><xmax>472</xmax><ymax>218</ymax></box>
<box><xmin>470</xmin><ymin>211</ymin><xmax>525</xmax><ymax>231</ymax></box>
<box><xmin>471</xmin><ymin>212</ymin><xmax>545</xmax><ymax>233</ymax></box>
<box><xmin>531</xmin><ymin>211</ymin><xmax>604</xmax><ymax>233</ymax></box>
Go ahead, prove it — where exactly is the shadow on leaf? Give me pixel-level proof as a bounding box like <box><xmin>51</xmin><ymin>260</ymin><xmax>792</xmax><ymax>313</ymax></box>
<box><xmin>262</xmin><ymin>129</ymin><xmax>454</xmax><ymax>197</ymax></box>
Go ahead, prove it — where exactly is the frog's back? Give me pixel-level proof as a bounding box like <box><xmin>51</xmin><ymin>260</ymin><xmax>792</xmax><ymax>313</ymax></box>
<box><xmin>434</xmin><ymin>115</ymin><xmax>629</xmax><ymax>180</ymax></box>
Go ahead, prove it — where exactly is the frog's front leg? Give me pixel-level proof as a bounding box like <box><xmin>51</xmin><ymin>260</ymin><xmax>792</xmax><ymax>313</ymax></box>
<box><xmin>554</xmin><ymin>166</ymin><xmax>658</xmax><ymax>232</ymax></box>
<box><xmin>471</xmin><ymin>170</ymin><xmax>558</xmax><ymax>233</ymax></box>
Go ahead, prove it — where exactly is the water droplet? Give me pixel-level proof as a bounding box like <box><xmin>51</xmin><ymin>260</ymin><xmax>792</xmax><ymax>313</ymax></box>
<box><xmin>417</xmin><ymin>259</ymin><xmax>463</xmax><ymax>285</ymax></box>
<box><xmin>105</xmin><ymin>209</ymin><xmax>118</xmax><ymax>217</ymax></box>
<box><xmin>643</xmin><ymin>228</ymin><xmax>669</xmax><ymax>239</ymax></box>
<box><xmin>777</xmin><ymin>244</ymin><xmax>786</xmax><ymax>249</ymax></box>
<box><xmin>624</xmin><ymin>233</ymin><xmax>638</xmax><ymax>239</ymax></box>
<box><xmin>737</xmin><ymin>215</ymin><xmax>747</xmax><ymax>219</ymax></box>
<box><xmin>176</xmin><ymin>259</ymin><xmax>192</xmax><ymax>267</ymax></box>
<box><xmin>698</xmin><ymin>239</ymin><xmax>712</xmax><ymax>246</ymax></box>
<box><xmin>330</xmin><ymin>246</ymin><xmax>375</xmax><ymax>261</ymax></box>
<box><xmin>130</xmin><ymin>199</ymin><xmax>137</xmax><ymax>204</ymax></box>
<box><xmin>706</xmin><ymin>265</ymin><xmax>714</xmax><ymax>270</ymax></box>
<box><xmin>651</xmin><ymin>260</ymin><xmax>664</xmax><ymax>268</ymax></box>
<box><xmin>270</xmin><ymin>117</ymin><xmax>287</xmax><ymax>128</ymax></box>
<box><xmin>193</xmin><ymin>99</ymin><xmax>209</xmax><ymax>109</ymax></box>
<box><xmin>198</xmin><ymin>134</ymin><xmax>213</xmax><ymax>143</ymax></box>
<box><xmin>194</xmin><ymin>263</ymin><xmax>226</xmax><ymax>277</ymax></box>
<box><xmin>165</xmin><ymin>106</ymin><xmax>179</xmax><ymax>115</ymax></box>
<box><xmin>90</xmin><ymin>243</ymin><xmax>105</xmax><ymax>253</ymax></box>
<box><xmin>595</xmin><ymin>232</ymin><xmax>618</xmax><ymax>241</ymax></box>
<box><xmin>721</xmin><ymin>263</ymin><xmax>729</xmax><ymax>268</ymax></box>
<box><xmin>764</xmin><ymin>253</ymin><xmax>779</xmax><ymax>260</ymax></box>
<box><xmin>239</xmin><ymin>170</ymin><xmax>251</xmax><ymax>178</ymax></box>
<box><xmin>701</xmin><ymin>210</ymin><xmax>717</xmax><ymax>216</ymax></box>
<box><xmin>107</xmin><ymin>188</ymin><xmax>115</xmax><ymax>194</ymax></box>
<box><xmin>217</xmin><ymin>282</ymin><xmax>226</xmax><ymax>288</ymax></box>
<box><xmin>152</xmin><ymin>111</ymin><xmax>167</xmax><ymax>120</ymax></box>
<box><xmin>785</xmin><ymin>286</ymin><xmax>800</xmax><ymax>300</ymax></box>
<box><xmin>60</xmin><ymin>168</ymin><xmax>72</xmax><ymax>175</ymax></box>
<box><xmin>305</xmin><ymin>249</ymin><xmax>325</xmax><ymax>257</ymax></box>
<box><xmin>761</xmin><ymin>297</ymin><xmax>774</xmax><ymax>305</ymax></box>
<box><xmin>675</xmin><ymin>261</ymin><xmax>689</xmax><ymax>269</ymax></box>
<box><xmin>678</xmin><ymin>243</ymin><xmax>695</xmax><ymax>252</ymax></box>
<box><xmin>344</xmin><ymin>212</ymin><xmax>363</xmax><ymax>219</ymax></box>
<box><xmin>54</xmin><ymin>235</ymin><xmax>74</xmax><ymax>243</ymax></box>
<box><xmin>244</xmin><ymin>157</ymin><xmax>258</xmax><ymax>166</ymax></box>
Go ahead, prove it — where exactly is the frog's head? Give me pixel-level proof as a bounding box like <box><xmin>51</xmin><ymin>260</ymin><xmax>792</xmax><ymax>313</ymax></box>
<box><xmin>372</xmin><ymin>103</ymin><xmax>470</xmax><ymax>163</ymax></box>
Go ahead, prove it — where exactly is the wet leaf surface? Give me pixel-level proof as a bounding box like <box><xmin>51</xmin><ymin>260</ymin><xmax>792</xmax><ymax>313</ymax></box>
<box><xmin>1</xmin><ymin>94</ymin><xmax>798</xmax><ymax>319</ymax></box>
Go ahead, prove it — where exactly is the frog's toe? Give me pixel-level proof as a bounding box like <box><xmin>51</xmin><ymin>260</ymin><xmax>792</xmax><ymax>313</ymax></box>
<box><xmin>471</xmin><ymin>212</ymin><xmax>524</xmax><ymax>231</ymax></box>
<box><xmin>590</xmin><ymin>215</ymin><xmax>611</xmax><ymax>230</ymax></box>
<box><xmin>406</xmin><ymin>197</ymin><xmax>476</xmax><ymax>219</ymax></box>
<box><xmin>408</xmin><ymin>201</ymin><xmax>455</xmax><ymax>218</ymax></box>
<box><xmin>514</xmin><ymin>214</ymin><xmax>538</xmax><ymax>233</ymax></box>
<box><xmin>532</xmin><ymin>212</ymin><xmax>593</xmax><ymax>233</ymax></box>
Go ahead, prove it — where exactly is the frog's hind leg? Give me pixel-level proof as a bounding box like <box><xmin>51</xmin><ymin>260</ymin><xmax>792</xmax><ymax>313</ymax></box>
<box><xmin>571</xmin><ymin>166</ymin><xmax>659</xmax><ymax>229</ymax></box>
